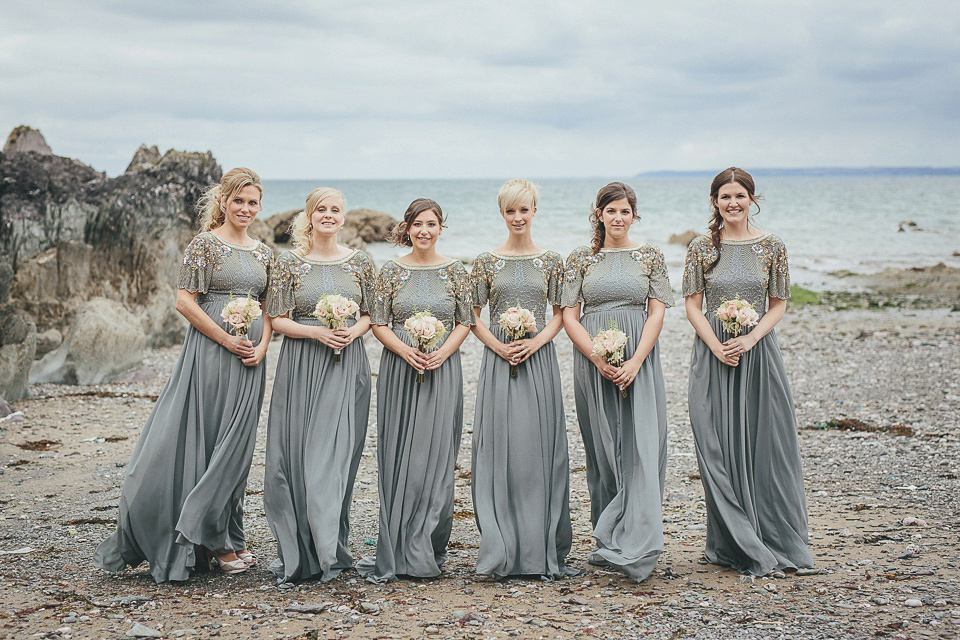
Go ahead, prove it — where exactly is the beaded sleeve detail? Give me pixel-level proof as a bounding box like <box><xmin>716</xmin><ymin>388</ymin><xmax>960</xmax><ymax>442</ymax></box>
<box><xmin>561</xmin><ymin>244</ymin><xmax>673</xmax><ymax>312</ymax></box>
<box><xmin>177</xmin><ymin>232</ymin><xmax>273</xmax><ymax>299</ymax></box>
<box><xmin>635</xmin><ymin>244</ymin><xmax>674</xmax><ymax>306</ymax></box>
<box><xmin>177</xmin><ymin>233</ymin><xmax>227</xmax><ymax>293</ymax></box>
<box><xmin>473</xmin><ymin>251</ymin><xmax>564</xmax><ymax>329</ymax></box>
<box><xmin>372</xmin><ymin>260</ymin><xmax>476</xmax><ymax>330</ymax></box>
<box><xmin>683</xmin><ymin>234</ymin><xmax>791</xmax><ymax>316</ymax></box>
<box><xmin>442</xmin><ymin>260</ymin><xmax>476</xmax><ymax>326</ymax></box>
<box><xmin>471</xmin><ymin>253</ymin><xmax>495</xmax><ymax>310</ymax></box>
<box><xmin>560</xmin><ymin>246</ymin><xmax>597</xmax><ymax>308</ymax></box>
<box><xmin>265</xmin><ymin>249</ymin><xmax>376</xmax><ymax>320</ymax></box>
<box><xmin>265</xmin><ymin>251</ymin><xmax>311</xmax><ymax>317</ymax></box>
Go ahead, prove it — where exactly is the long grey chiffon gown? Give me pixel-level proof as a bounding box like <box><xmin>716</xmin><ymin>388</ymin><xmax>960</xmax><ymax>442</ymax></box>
<box><xmin>683</xmin><ymin>234</ymin><xmax>813</xmax><ymax>576</ymax></box>
<box><xmin>470</xmin><ymin>251</ymin><xmax>575</xmax><ymax>579</ymax></box>
<box><xmin>263</xmin><ymin>249</ymin><xmax>375</xmax><ymax>582</ymax></box>
<box><xmin>561</xmin><ymin>245</ymin><xmax>673</xmax><ymax>582</ymax></box>
<box><xmin>357</xmin><ymin>259</ymin><xmax>475</xmax><ymax>583</ymax></box>
<box><xmin>94</xmin><ymin>232</ymin><xmax>272</xmax><ymax>583</ymax></box>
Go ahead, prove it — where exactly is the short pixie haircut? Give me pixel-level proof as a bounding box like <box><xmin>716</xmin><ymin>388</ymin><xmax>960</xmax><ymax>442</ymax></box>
<box><xmin>497</xmin><ymin>179</ymin><xmax>539</xmax><ymax>213</ymax></box>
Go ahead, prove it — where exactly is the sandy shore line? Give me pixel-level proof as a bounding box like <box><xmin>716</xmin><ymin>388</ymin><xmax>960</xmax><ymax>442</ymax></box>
<box><xmin>1</xmin><ymin>303</ymin><xmax>959</xmax><ymax>639</ymax></box>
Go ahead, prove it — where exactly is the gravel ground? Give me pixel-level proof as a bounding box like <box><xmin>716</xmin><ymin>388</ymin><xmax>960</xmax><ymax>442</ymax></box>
<box><xmin>1</xmin><ymin>304</ymin><xmax>959</xmax><ymax>639</ymax></box>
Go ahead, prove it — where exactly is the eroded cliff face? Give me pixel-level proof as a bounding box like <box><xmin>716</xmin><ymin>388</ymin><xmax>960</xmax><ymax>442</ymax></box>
<box><xmin>0</xmin><ymin>128</ymin><xmax>223</xmax><ymax>396</ymax></box>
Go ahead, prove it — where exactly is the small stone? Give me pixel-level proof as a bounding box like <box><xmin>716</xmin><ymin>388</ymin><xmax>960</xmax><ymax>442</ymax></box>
<box><xmin>112</xmin><ymin>596</ymin><xmax>151</xmax><ymax>605</ymax></box>
<box><xmin>874</xmin><ymin>597</ymin><xmax>890</xmax><ymax>605</ymax></box>
<box><xmin>739</xmin><ymin>576</ymin><xmax>755</xmax><ymax>584</ymax></box>
<box><xmin>902</xmin><ymin>517</ymin><xmax>928</xmax><ymax>527</ymax></box>
<box><xmin>126</xmin><ymin>622</ymin><xmax>163</xmax><ymax>637</ymax></box>
<box><xmin>56</xmin><ymin>628</ymin><xmax>71</xmax><ymax>635</ymax></box>
<box><xmin>425</xmin><ymin>626</ymin><xmax>440</xmax><ymax>635</ymax></box>
<box><xmin>904</xmin><ymin>599</ymin><xmax>923</xmax><ymax>608</ymax></box>
<box><xmin>360</xmin><ymin>602</ymin><xmax>380</xmax><ymax>614</ymax></box>
<box><xmin>796</xmin><ymin>567</ymin><xmax>823</xmax><ymax>576</ymax></box>
<box><xmin>763</xmin><ymin>583</ymin><xmax>778</xmax><ymax>593</ymax></box>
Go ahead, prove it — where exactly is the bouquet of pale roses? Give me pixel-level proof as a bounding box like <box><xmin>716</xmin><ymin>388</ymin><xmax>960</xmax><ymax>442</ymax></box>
<box><xmin>498</xmin><ymin>304</ymin><xmax>537</xmax><ymax>378</ymax></box>
<box><xmin>312</xmin><ymin>294</ymin><xmax>360</xmax><ymax>362</ymax></box>
<box><xmin>591</xmin><ymin>319</ymin><xmax>629</xmax><ymax>397</ymax></box>
<box><xmin>404</xmin><ymin>310</ymin><xmax>447</xmax><ymax>383</ymax></box>
<box><xmin>714</xmin><ymin>298</ymin><xmax>760</xmax><ymax>337</ymax></box>
<box><xmin>221</xmin><ymin>294</ymin><xmax>262</xmax><ymax>341</ymax></box>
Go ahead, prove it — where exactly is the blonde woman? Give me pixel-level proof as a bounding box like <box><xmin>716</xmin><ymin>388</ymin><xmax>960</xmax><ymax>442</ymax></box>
<box><xmin>95</xmin><ymin>168</ymin><xmax>273</xmax><ymax>582</ymax></box>
<box><xmin>263</xmin><ymin>188</ymin><xmax>375</xmax><ymax>582</ymax></box>
<box><xmin>470</xmin><ymin>179</ymin><xmax>574</xmax><ymax>579</ymax></box>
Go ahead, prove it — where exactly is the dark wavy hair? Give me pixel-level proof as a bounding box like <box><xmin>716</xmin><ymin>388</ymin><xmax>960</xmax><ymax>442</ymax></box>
<box><xmin>706</xmin><ymin>167</ymin><xmax>761</xmax><ymax>272</ymax></box>
<box><xmin>388</xmin><ymin>198</ymin><xmax>445</xmax><ymax>246</ymax></box>
<box><xmin>590</xmin><ymin>181</ymin><xmax>638</xmax><ymax>254</ymax></box>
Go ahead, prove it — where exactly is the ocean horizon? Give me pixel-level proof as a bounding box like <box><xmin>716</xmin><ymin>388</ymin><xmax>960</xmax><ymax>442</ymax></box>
<box><xmin>261</xmin><ymin>175</ymin><xmax>960</xmax><ymax>290</ymax></box>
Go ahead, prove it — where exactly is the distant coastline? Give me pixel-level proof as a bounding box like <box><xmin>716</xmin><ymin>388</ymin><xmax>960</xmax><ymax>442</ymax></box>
<box><xmin>636</xmin><ymin>167</ymin><xmax>960</xmax><ymax>178</ymax></box>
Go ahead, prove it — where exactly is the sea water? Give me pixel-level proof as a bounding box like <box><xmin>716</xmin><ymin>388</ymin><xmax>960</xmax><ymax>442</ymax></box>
<box><xmin>262</xmin><ymin>176</ymin><xmax>960</xmax><ymax>288</ymax></box>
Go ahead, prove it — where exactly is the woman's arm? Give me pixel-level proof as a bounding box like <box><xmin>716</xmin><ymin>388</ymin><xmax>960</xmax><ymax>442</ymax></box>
<box><xmin>561</xmin><ymin>305</ymin><xmax>619</xmax><ymax>380</ymax></box>
<box><xmin>425</xmin><ymin>323</ymin><xmax>471</xmax><ymax>370</ymax></box>
<box><xmin>509</xmin><ymin>305</ymin><xmax>564</xmax><ymax>365</ymax></box>
<box><xmin>611</xmin><ymin>298</ymin><xmax>666</xmax><ymax>388</ymax></box>
<box><xmin>722</xmin><ymin>297</ymin><xmax>786</xmax><ymax>354</ymax></box>
<box><xmin>242</xmin><ymin>313</ymin><xmax>271</xmax><ymax>366</ymax></box>
<box><xmin>470</xmin><ymin>306</ymin><xmax>513</xmax><ymax>362</ymax></box>
<box><xmin>684</xmin><ymin>291</ymin><xmax>740</xmax><ymax>367</ymax></box>
<box><xmin>372</xmin><ymin>324</ymin><xmax>430</xmax><ymax>371</ymax></box>
<box><xmin>175</xmin><ymin>288</ymin><xmax>254</xmax><ymax>359</ymax></box>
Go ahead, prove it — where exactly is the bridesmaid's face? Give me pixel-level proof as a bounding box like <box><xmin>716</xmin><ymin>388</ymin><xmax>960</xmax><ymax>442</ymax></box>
<box><xmin>501</xmin><ymin>195</ymin><xmax>536</xmax><ymax>238</ymax></box>
<box><xmin>598</xmin><ymin>197</ymin><xmax>635</xmax><ymax>241</ymax></box>
<box><xmin>408</xmin><ymin>209</ymin><xmax>442</xmax><ymax>249</ymax></box>
<box><xmin>221</xmin><ymin>185</ymin><xmax>261</xmax><ymax>231</ymax></box>
<box><xmin>311</xmin><ymin>196</ymin><xmax>345</xmax><ymax>236</ymax></box>
<box><xmin>714</xmin><ymin>181</ymin><xmax>753</xmax><ymax>226</ymax></box>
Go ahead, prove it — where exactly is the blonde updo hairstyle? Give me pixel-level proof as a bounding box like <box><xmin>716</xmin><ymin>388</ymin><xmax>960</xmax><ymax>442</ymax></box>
<box><xmin>290</xmin><ymin>187</ymin><xmax>347</xmax><ymax>254</ymax></box>
<box><xmin>197</xmin><ymin>167</ymin><xmax>262</xmax><ymax>232</ymax></box>
<box><xmin>497</xmin><ymin>178</ymin><xmax>539</xmax><ymax>212</ymax></box>
<box><xmin>388</xmin><ymin>198</ymin><xmax>445</xmax><ymax>247</ymax></box>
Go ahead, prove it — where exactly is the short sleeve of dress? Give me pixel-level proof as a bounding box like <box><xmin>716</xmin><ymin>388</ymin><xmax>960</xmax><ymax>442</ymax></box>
<box><xmin>471</xmin><ymin>254</ymin><xmax>492</xmax><ymax>309</ymax></box>
<box><xmin>647</xmin><ymin>246</ymin><xmax>675</xmax><ymax>307</ymax></box>
<box><xmin>560</xmin><ymin>247</ymin><xmax>590</xmax><ymax>308</ymax></box>
<box><xmin>545</xmin><ymin>252</ymin><xmax>564</xmax><ymax>307</ymax></box>
<box><xmin>682</xmin><ymin>236</ymin><xmax>709</xmax><ymax>297</ymax></box>
<box><xmin>264</xmin><ymin>252</ymin><xmax>297</xmax><ymax>317</ymax></box>
<box><xmin>355</xmin><ymin>252</ymin><xmax>377</xmax><ymax>315</ymax></box>
<box><xmin>177</xmin><ymin>234</ymin><xmax>215</xmax><ymax>294</ymax></box>
<box><xmin>768</xmin><ymin>237</ymin><xmax>791</xmax><ymax>300</ymax></box>
<box><xmin>450</xmin><ymin>262</ymin><xmax>476</xmax><ymax>326</ymax></box>
<box><xmin>370</xmin><ymin>261</ymin><xmax>395</xmax><ymax>326</ymax></box>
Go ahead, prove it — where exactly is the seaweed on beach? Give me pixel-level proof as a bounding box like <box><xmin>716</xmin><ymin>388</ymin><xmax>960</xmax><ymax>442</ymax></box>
<box><xmin>15</xmin><ymin>439</ymin><xmax>61</xmax><ymax>451</ymax></box>
<box><xmin>803</xmin><ymin>418</ymin><xmax>914</xmax><ymax>437</ymax></box>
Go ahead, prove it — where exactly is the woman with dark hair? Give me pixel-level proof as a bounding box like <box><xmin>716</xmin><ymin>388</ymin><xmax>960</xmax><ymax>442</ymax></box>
<box><xmin>683</xmin><ymin>167</ymin><xmax>813</xmax><ymax>576</ymax></box>
<box><xmin>263</xmin><ymin>187</ymin><xmax>375</xmax><ymax>583</ymax></box>
<box><xmin>358</xmin><ymin>198</ymin><xmax>475</xmax><ymax>583</ymax></box>
<box><xmin>95</xmin><ymin>168</ymin><xmax>272</xmax><ymax>582</ymax></box>
<box><xmin>561</xmin><ymin>181</ymin><xmax>673</xmax><ymax>582</ymax></box>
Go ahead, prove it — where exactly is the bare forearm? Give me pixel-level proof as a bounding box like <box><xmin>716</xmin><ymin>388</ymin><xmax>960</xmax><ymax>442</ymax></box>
<box><xmin>535</xmin><ymin>307</ymin><xmax>564</xmax><ymax>345</ymax></box>
<box><xmin>471</xmin><ymin>309</ymin><xmax>506</xmax><ymax>352</ymax></box>
<box><xmin>372</xmin><ymin>324</ymin><xmax>409</xmax><ymax>355</ymax></box>
<box><xmin>685</xmin><ymin>294</ymin><xmax>725</xmax><ymax>352</ymax></box>
<box><xmin>562</xmin><ymin>306</ymin><xmax>595</xmax><ymax>358</ymax></box>
<box><xmin>629</xmin><ymin>304</ymin><xmax>664</xmax><ymax>365</ymax></box>
<box><xmin>176</xmin><ymin>289</ymin><xmax>231</xmax><ymax>346</ymax></box>
<box><xmin>439</xmin><ymin>324</ymin><xmax>472</xmax><ymax>356</ymax></box>
<box><xmin>747</xmin><ymin>298</ymin><xmax>786</xmax><ymax>342</ymax></box>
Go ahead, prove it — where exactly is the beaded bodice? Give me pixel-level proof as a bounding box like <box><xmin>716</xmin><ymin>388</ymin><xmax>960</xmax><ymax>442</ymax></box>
<box><xmin>371</xmin><ymin>259</ymin><xmax>475</xmax><ymax>332</ymax></box>
<box><xmin>682</xmin><ymin>234</ymin><xmax>791</xmax><ymax>316</ymax></box>
<box><xmin>561</xmin><ymin>244</ymin><xmax>674</xmax><ymax>313</ymax></box>
<box><xmin>177</xmin><ymin>232</ymin><xmax>272</xmax><ymax>301</ymax></box>
<box><xmin>265</xmin><ymin>249</ymin><xmax>375</xmax><ymax>321</ymax></box>
<box><xmin>471</xmin><ymin>251</ymin><xmax>564</xmax><ymax>330</ymax></box>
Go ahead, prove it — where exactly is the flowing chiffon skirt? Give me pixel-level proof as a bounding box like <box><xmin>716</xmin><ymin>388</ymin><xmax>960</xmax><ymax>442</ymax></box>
<box><xmin>264</xmin><ymin>318</ymin><xmax>370</xmax><ymax>582</ymax></box>
<box><xmin>94</xmin><ymin>294</ymin><xmax>265</xmax><ymax>583</ymax></box>
<box><xmin>574</xmin><ymin>308</ymin><xmax>667</xmax><ymax>582</ymax></box>
<box><xmin>472</xmin><ymin>330</ymin><xmax>575</xmax><ymax>579</ymax></box>
<box><xmin>357</xmin><ymin>332</ymin><xmax>463</xmax><ymax>583</ymax></box>
<box><xmin>687</xmin><ymin>320</ymin><xmax>813</xmax><ymax>575</ymax></box>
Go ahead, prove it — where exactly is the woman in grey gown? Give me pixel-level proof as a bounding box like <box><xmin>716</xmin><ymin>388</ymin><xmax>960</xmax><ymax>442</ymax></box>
<box><xmin>470</xmin><ymin>179</ymin><xmax>574</xmax><ymax>580</ymax></box>
<box><xmin>263</xmin><ymin>187</ymin><xmax>375</xmax><ymax>583</ymax></box>
<box><xmin>94</xmin><ymin>168</ymin><xmax>273</xmax><ymax>582</ymax></box>
<box><xmin>358</xmin><ymin>198</ymin><xmax>475</xmax><ymax>583</ymax></box>
<box><xmin>683</xmin><ymin>167</ymin><xmax>813</xmax><ymax>576</ymax></box>
<box><xmin>561</xmin><ymin>181</ymin><xmax>673</xmax><ymax>582</ymax></box>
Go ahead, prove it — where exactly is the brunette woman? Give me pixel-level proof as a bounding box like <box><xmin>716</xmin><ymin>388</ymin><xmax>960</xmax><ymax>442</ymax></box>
<box><xmin>95</xmin><ymin>168</ymin><xmax>272</xmax><ymax>581</ymax></box>
<box><xmin>561</xmin><ymin>181</ymin><xmax>672</xmax><ymax>582</ymax></box>
<box><xmin>263</xmin><ymin>187</ymin><xmax>375</xmax><ymax>582</ymax></box>
<box><xmin>358</xmin><ymin>198</ymin><xmax>474</xmax><ymax>583</ymax></box>
<box><xmin>683</xmin><ymin>167</ymin><xmax>813</xmax><ymax>576</ymax></box>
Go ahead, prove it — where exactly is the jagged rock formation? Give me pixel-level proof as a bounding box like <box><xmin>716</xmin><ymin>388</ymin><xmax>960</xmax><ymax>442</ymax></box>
<box><xmin>3</xmin><ymin>125</ymin><xmax>53</xmax><ymax>156</ymax></box>
<box><xmin>0</xmin><ymin>126</ymin><xmax>226</xmax><ymax>395</ymax></box>
<box><xmin>668</xmin><ymin>230</ymin><xmax>700</xmax><ymax>246</ymax></box>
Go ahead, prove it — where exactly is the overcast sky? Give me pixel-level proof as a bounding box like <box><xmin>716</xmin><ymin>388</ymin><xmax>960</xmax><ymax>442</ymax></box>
<box><xmin>2</xmin><ymin>1</ymin><xmax>958</xmax><ymax>178</ymax></box>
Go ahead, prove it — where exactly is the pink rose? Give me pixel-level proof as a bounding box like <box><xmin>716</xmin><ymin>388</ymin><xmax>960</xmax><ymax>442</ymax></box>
<box><xmin>227</xmin><ymin>312</ymin><xmax>245</xmax><ymax>327</ymax></box>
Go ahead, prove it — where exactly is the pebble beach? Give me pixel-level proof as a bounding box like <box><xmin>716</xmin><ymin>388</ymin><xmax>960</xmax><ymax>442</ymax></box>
<box><xmin>1</xmin><ymin>274</ymin><xmax>959</xmax><ymax>639</ymax></box>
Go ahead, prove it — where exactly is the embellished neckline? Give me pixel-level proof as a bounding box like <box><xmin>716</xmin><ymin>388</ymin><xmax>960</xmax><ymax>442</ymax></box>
<box><xmin>599</xmin><ymin>245</ymin><xmax>643</xmax><ymax>253</ymax></box>
<box><xmin>207</xmin><ymin>232</ymin><xmax>259</xmax><ymax>251</ymax></box>
<box><xmin>393</xmin><ymin>258</ymin><xmax>458</xmax><ymax>270</ymax></box>
<box><xmin>720</xmin><ymin>233</ymin><xmax>770</xmax><ymax>246</ymax></box>
<box><xmin>297</xmin><ymin>249</ymin><xmax>357</xmax><ymax>265</ymax></box>
<box><xmin>488</xmin><ymin>250</ymin><xmax>548</xmax><ymax>260</ymax></box>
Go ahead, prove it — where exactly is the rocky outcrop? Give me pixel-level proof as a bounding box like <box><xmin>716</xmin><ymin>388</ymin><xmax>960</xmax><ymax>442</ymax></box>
<box><xmin>0</xmin><ymin>261</ymin><xmax>35</xmax><ymax>400</ymax></box>
<box><xmin>3</xmin><ymin>126</ymin><xmax>53</xmax><ymax>156</ymax></box>
<box><xmin>669</xmin><ymin>230</ymin><xmax>700</xmax><ymax>246</ymax></box>
<box><xmin>31</xmin><ymin>297</ymin><xmax>145</xmax><ymax>385</ymax></box>
<box><xmin>266</xmin><ymin>208</ymin><xmax>300</xmax><ymax>244</ymax></box>
<box><xmin>1</xmin><ymin>129</ymin><xmax>222</xmax><ymax>354</ymax></box>
<box><xmin>345</xmin><ymin>209</ymin><xmax>398</xmax><ymax>243</ymax></box>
